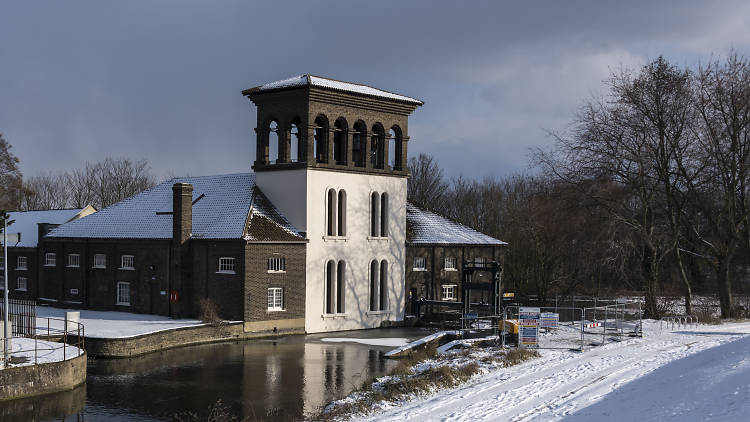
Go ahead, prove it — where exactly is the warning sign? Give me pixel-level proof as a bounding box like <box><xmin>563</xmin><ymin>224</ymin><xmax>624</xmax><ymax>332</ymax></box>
<box><xmin>519</xmin><ymin>307</ymin><xmax>540</xmax><ymax>347</ymax></box>
<box><xmin>540</xmin><ymin>312</ymin><xmax>559</xmax><ymax>329</ymax></box>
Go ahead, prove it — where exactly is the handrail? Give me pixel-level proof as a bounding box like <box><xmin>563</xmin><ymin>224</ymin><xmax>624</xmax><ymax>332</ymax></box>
<box><xmin>3</xmin><ymin>315</ymin><xmax>85</xmax><ymax>367</ymax></box>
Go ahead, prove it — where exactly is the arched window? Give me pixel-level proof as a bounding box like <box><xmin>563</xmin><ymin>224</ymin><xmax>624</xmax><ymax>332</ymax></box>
<box><xmin>370</xmin><ymin>192</ymin><xmax>380</xmax><ymax>237</ymax></box>
<box><xmin>389</xmin><ymin>126</ymin><xmax>403</xmax><ymax>170</ymax></box>
<box><xmin>314</xmin><ymin>115</ymin><xmax>329</xmax><ymax>163</ymax></box>
<box><xmin>269</xmin><ymin>120</ymin><xmax>279</xmax><ymax>164</ymax></box>
<box><xmin>326</xmin><ymin>260</ymin><xmax>335</xmax><ymax>314</ymax></box>
<box><xmin>337</xmin><ymin>190</ymin><xmax>346</xmax><ymax>236</ymax></box>
<box><xmin>371</xmin><ymin>124</ymin><xmax>385</xmax><ymax>169</ymax></box>
<box><xmin>333</xmin><ymin>118</ymin><xmax>348</xmax><ymax>165</ymax></box>
<box><xmin>379</xmin><ymin>260</ymin><xmax>388</xmax><ymax>311</ymax></box>
<box><xmin>336</xmin><ymin>260</ymin><xmax>346</xmax><ymax>313</ymax></box>
<box><xmin>380</xmin><ymin>192</ymin><xmax>388</xmax><ymax>237</ymax></box>
<box><xmin>327</xmin><ymin>189</ymin><xmax>336</xmax><ymax>236</ymax></box>
<box><xmin>290</xmin><ymin>118</ymin><xmax>301</xmax><ymax>162</ymax></box>
<box><xmin>369</xmin><ymin>260</ymin><xmax>378</xmax><ymax>311</ymax></box>
<box><xmin>352</xmin><ymin>121</ymin><xmax>366</xmax><ymax>168</ymax></box>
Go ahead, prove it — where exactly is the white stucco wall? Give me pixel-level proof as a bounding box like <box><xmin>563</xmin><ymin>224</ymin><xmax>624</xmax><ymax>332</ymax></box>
<box><xmin>255</xmin><ymin>169</ymin><xmax>308</xmax><ymax>232</ymax></box>
<box><xmin>256</xmin><ymin>167</ymin><xmax>406</xmax><ymax>334</ymax></box>
<box><xmin>304</xmin><ymin>169</ymin><xmax>406</xmax><ymax>333</ymax></box>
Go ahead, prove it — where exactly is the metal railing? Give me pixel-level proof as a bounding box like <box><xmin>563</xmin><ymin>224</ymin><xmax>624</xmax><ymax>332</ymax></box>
<box><xmin>0</xmin><ymin>298</ymin><xmax>36</xmax><ymax>336</ymax></box>
<box><xmin>3</xmin><ymin>316</ymin><xmax>85</xmax><ymax>367</ymax></box>
<box><xmin>660</xmin><ymin>315</ymin><xmax>698</xmax><ymax>331</ymax></box>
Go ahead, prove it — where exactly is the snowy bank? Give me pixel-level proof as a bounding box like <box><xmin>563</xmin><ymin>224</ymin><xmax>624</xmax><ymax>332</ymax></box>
<box><xmin>5</xmin><ymin>337</ymin><xmax>83</xmax><ymax>368</ymax></box>
<box><xmin>36</xmin><ymin>306</ymin><xmax>203</xmax><ymax>339</ymax></box>
<box><xmin>351</xmin><ymin>319</ymin><xmax>750</xmax><ymax>421</ymax></box>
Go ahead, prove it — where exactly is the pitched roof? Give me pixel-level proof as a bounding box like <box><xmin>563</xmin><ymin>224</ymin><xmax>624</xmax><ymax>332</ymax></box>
<box><xmin>6</xmin><ymin>208</ymin><xmax>91</xmax><ymax>248</ymax></box>
<box><xmin>406</xmin><ymin>203</ymin><xmax>507</xmax><ymax>246</ymax></box>
<box><xmin>46</xmin><ymin>173</ymin><xmax>303</xmax><ymax>241</ymax></box>
<box><xmin>244</xmin><ymin>74</ymin><xmax>424</xmax><ymax>105</ymax></box>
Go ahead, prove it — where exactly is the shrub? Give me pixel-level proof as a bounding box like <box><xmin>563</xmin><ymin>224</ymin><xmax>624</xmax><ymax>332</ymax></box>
<box><xmin>198</xmin><ymin>298</ymin><xmax>223</xmax><ymax>327</ymax></box>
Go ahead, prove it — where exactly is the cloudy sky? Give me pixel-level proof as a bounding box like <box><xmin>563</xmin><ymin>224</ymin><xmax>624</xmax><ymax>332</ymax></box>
<box><xmin>2</xmin><ymin>1</ymin><xmax>749</xmax><ymax>181</ymax></box>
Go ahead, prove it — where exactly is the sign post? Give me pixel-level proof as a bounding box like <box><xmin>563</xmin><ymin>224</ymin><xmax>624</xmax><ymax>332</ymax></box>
<box><xmin>519</xmin><ymin>307</ymin><xmax>540</xmax><ymax>348</ymax></box>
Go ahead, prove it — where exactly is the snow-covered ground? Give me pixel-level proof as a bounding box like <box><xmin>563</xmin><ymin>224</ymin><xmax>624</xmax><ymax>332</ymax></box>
<box><xmin>36</xmin><ymin>306</ymin><xmax>203</xmax><ymax>339</ymax></box>
<box><xmin>3</xmin><ymin>337</ymin><xmax>83</xmax><ymax>368</ymax></box>
<box><xmin>322</xmin><ymin>337</ymin><xmax>411</xmax><ymax>347</ymax></box>
<box><xmin>355</xmin><ymin>319</ymin><xmax>750</xmax><ymax>421</ymax></box>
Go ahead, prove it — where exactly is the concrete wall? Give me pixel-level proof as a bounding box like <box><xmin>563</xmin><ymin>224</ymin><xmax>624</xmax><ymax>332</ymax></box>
<box><xmin>0</xmin><ymin>352</ymin><xmax>86</xmax><ymax>401</ymax></box>
<box><xmin>80</xmin><ymin>322</ymin><xmax>304</xmax><ymax>357</ymax></box>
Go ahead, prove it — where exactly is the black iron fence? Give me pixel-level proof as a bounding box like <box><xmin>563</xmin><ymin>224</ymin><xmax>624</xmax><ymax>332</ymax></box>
<box><xmin>0</xmin><ymin>298</ymin><xmax>36</xmax><ymax>336</ymax></box>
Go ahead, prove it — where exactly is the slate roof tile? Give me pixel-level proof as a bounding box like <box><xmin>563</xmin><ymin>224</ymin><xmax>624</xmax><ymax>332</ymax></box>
<box><xmin>406</xmin><ymin>203</ymin><xmax>507</xmax><ymax>246</ymax></box>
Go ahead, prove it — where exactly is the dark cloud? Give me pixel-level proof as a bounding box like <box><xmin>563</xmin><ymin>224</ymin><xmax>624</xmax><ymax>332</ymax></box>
<box><xmin>1</xmin><ymin>0</ymin><xmax>749</xmax><ymax>181</ymax></box>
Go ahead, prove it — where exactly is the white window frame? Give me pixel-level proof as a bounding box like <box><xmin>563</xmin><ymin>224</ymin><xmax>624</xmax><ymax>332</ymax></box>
<box><xmin>116</xmin><ymin>282</ymin><xmax>131</xmax><ymax>306</ymax></box>
<box><xmin>444</xmin><ymin>257</ymin><xmax>457</xmax><ymax>271</ymax></box>
<box><xmin>17</xmin><ymin>277</ymin><xmax>28</xmax><ymax>292</ymax></box>
<box><xmin>93</xmin><ymin>254</ymin><xmax>107</xmax><ymax>269</ymax></box>
<box><xmin>267</xmin><ymin>256</ymin><xmax>286</xmax><ymax>273</ymax></box>
<box><xmin>442</xmin><ymin>284</ymin><xmax>457</xmax><ymax>301</ymax></box>
<box><xmin>218</xmin><ymin>257</ymin><xmax>235</xmax><ymax>274</ymax></box>
<box><xmin>120</xmin><ymin>255</ymin><xmax>135</xmax><ymax>270</ymax></box>
<box><xmin>70</xmin><ymin>288</ymin><xmax>79</xmax><ymax>295</ymax></box>
<box><xmin>45</xmin><ymin>253</ymin><xmax>57</xmax><ymax>267</ymax></box>
<box><xmin>67</xmin><ymin>254</ymin><xmax>81</xmax><ymax>268</ymax></box>
<box><xmin>267</xmin><ymin>287</ymin><xmax>284</xmax><ymax>311</ymax></box>
<box><xmin>413</xmin><ymin>256</ymin><xmax>426</xmax><ymax>271</ymax></box>
<box><xmin>17</xmin><ymin>256</ymin><xmax>28</xmax><ymax>270</ymax></box>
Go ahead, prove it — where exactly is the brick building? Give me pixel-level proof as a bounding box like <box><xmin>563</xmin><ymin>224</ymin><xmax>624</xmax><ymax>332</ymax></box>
<box><xmin>31</xmin><ymin>74</ymin><xmax>505</xmax><ymax>334</ymax></box>
<box><xmin>405</xmin><ymin>204</ymin><xmax>507</xmax><ymax>314</ymax></box>
<box><xmin>2</xmin><ymin>207</ymin><xmax>95</xmax><ymax>301</ymax></box>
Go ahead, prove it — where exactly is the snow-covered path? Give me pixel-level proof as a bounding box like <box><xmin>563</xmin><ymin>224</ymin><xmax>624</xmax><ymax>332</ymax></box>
<box><xmin>358</xmin><ymin>321</ymin><xmax>750</xmax><ymax>421</ymax></box>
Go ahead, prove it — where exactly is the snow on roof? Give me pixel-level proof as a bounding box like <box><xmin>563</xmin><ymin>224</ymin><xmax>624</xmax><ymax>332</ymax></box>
<box><xmin>46</xmin><ymin>173</ymin><xmax>303</xmax><ymax>241</ymax></box>
<box><xmin>246</xmin><ymin>74</ymin><xmax>424</xmax><ymax>105</ymax></box>
<box><xmin>7</xmin><ymin>209</ymin><xmax>87</xmax><ymax>247</ymax></box>
<box><xmin>406</xmin><ymin>203</ymin><xmax>507</xmax><ymax>246</ymax></box>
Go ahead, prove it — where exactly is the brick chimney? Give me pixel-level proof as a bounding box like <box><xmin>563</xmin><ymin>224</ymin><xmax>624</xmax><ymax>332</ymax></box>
<box><xmin>172</xmin><ymin>183</ymin><xmax>193</xmax><ymax>244</ymax></box>
<box><xmin>170</xmin><ymin>182</ymin><xmax>192</xmax><ymax>318</ymax></box>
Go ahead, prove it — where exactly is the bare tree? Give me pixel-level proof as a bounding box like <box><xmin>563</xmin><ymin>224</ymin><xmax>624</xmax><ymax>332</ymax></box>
<box><xmin>684</xmin><ymin>53</ymin><xmax>750</xmax><ymax>318</ymax></box>
<box><xmin>407</xmin><ymin>153</ymin><xmax>449</xmax><ymax>213</ymax></box>
<box><xmin>0</xmin><ymin>134</ymin><xmax>24</xmax><ymax>210</ymax></box>
<box><xmin>21</xmin><ymin>173</ymin><xmax>71</xmax><ymax>210</ymax></box>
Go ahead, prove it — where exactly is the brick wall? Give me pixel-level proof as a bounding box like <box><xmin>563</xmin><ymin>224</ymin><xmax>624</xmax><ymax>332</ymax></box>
<box><xmin>244</xmin><ymin>243</ymin><xmax>306</xmax><ymax>323</ymax></box>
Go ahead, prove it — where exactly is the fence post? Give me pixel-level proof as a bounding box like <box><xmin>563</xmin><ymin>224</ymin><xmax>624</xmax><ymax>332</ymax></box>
<box><xmin>580</xmin><ymin>308</ymin><xmax>585</xmax><ymax>352</ymax></box>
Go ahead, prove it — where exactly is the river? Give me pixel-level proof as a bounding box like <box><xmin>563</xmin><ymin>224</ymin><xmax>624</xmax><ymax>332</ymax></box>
<box><xmin>0</xmin><ymin>328</ymin><xmax>429</xmax><ymax>421</ymax></box>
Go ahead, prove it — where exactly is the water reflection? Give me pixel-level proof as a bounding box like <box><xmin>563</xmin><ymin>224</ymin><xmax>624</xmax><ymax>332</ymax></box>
<box><xmin>0</xmin><ymin>328</ymin><xmax>427</xmax><ymax>421</ymax></box>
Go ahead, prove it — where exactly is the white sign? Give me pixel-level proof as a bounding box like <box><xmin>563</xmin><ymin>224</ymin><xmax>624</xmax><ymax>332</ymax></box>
<box><xmin>540</xmin><ymin>312</ymin><xmax>559</xmax><ymax>329</ymax></box>
<box><xmin>519</xmin><ymin>307</ymin><xmax>540</xmax><ymax>347</ymax></box>
<box><xmin>0</xmin><ymin>233</ymin><xmax>21</xmax><ymax>244</ymax></box>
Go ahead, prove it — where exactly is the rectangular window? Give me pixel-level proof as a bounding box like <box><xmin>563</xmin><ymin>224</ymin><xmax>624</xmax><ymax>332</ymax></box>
<box><xmin>474</xmin><ymin>257</ymin><xmax>486</xmax><ymax>264</ymax></box>
<box><xmin>116</xmin><ymin>282</ymin><xmax>130</xmax><ymax>305</ymax></box>
<box><xmin>267</xmin><ymin>287</ymin><xmax>283</xmax><ymax>311</ymax></box>
<box><xmin>67</xmin><ymin>254</ymin><xmax>80</xmax><ymax>268</ymax></box>
<box><xmin>45</xmin><ymin>253</ymin><xmax>56</xmax><ymax>266</ymax></box>
<box><xmin>0</xmin><ymin>256</ymin><xmax>3</xmax><ymax>270</ymax></box>
<box><xmin>70</xmin><ymin>288</ymin><xmax>79</xmax><ymax>295</ymax></box>
<box><xmin>93</xmin><ymin>254</ymin><xmax>106</xmax><ymax>268</ymax></box>
<box><xmin>17</xmin><ymin>256</ymin><xmax>28</xmax><ymax>270</ymax></box>
<box><xmin>442</xmin><ymin>285</ymin><xmax>457</xmax><ymax>301</ymax></box>
<box><xmin>120</xmin><ymin>255</ymin><xmax>135</xmax><ymax>270</ymax></box>
<box><xmin>267</xmin><ymin>257</ymin><xmax>286</xmax><ymax>273</ymax></box>
<box><xmin>444</xmin><ymin>257</ymin><xmax>457</xmax><ymax>270</ymax></box>
<box><xmin>218</xmin><ymin>257</ymin><xmax>235</xmax><ymax>273</ymax></box>
<box><xmin>17</xmin><ymin>277</ymin><xmax>28</xmax><ymax>291</ymax></box>
<box><xmin>413</xmin><ymin>257</ymin><xmax>426</xmax><ymax>271</ymax></box>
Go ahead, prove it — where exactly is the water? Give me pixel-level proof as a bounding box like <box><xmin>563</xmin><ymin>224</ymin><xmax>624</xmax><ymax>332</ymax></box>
<box><xmin>0</xmin><ymin>328</ymin><xmax>429</xmax><ymax>421</ymax></box>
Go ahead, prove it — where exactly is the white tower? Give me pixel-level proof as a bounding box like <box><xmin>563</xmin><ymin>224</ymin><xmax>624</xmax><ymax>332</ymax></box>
<box><xmin>243</xmin><ymin>75</ymin><xmax>423</xmax><ymax>333</ymax></box>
